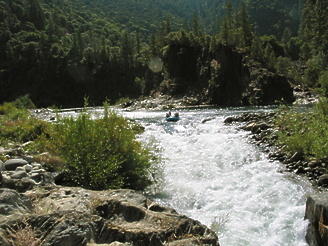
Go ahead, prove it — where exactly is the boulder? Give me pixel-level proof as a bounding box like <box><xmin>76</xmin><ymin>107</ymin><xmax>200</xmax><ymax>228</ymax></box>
<box><xmin>4</xmin><ymin>159</ymin><xmax>28</xmax><ymax>171</ymax></box>
<box><xmin>0</xmin><ymin>187</ymin><xmax>219</xmax><ymax>246</ymax></box>
<box><xmin>305</xmin><ymin>193</ymin><xmax>328</xmax><ymax>246</ymax></box>
<box><xmin>0</xmin><ymin>188</ymin><xmax>32</xmax><ymax>216</ymax></box>
<box><xmin>289</xmin><ymin>152</ymin><xmax>304</xmax><ymax>163</ymax></box>
<box><xmin>1</xmin><ymin>178</ymin><xmax>36</xmax><ymax>192</ymax></box>
<box><xmin>255</xmin><ymin>74</ymin><xmax>295</xmax><ymax>105</ymax></box>
<box><xmin>29</xmin><ymin>172</ymin><xmax>55</xmax><ymax>184</ymax></box>
<box><xmin>250</xmin><ymin>122</ymin><xmax>271</xmax><ymax>134</ymax></box>
<box><xmin>0</xmin><ymin>147</ymin><xmax>10</xmax><ymax>156</ymax></box>
<box><xmin>318</xmin><ymin>174</ymin><xmax>328</xmax><ymax>187</ymax></box>
<box><xmin>11</xmin><ymin>171</ymin><xmax>28</xmax><ymax>179</ymax></box>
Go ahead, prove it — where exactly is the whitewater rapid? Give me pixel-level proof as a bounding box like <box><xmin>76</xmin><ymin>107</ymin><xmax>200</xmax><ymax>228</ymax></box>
<box><xmin>122</xmin><ymin>107</ymin><xmax>313</xmax><ymax>246</ymax></box>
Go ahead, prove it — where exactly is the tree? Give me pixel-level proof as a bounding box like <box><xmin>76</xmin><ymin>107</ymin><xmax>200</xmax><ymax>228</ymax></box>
<box><xmin>237</xmin><ymin>1</ymin><xmax>253</xmax><ymax>47</ymax></box>
<box><xmin>191</xmin><ymin>13</ymin><xmax>203</xmax><ymax>37</ymax></box>
<box><xmin>219</xmin><ymin>0</ymin><xmax>235</xmax><ymax>45</ymax></box>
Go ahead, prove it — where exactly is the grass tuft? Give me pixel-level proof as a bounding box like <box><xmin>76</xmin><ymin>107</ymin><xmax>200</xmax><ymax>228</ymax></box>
<box><xmin>6</xmin><ymin>219</ymin><xmax>45</xmax><ymax>246</ymax></box>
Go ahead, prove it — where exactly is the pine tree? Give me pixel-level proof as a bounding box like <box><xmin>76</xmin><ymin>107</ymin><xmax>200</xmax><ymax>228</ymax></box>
<box><xmin>219</xmin><ymin>17</ymin><xmax>230</xmax><ymax>45</ymax></box>
<box><xmin>219</xmin><ymin>0</ymin><xmax>235</xmax><ymax>45</ymax></box>
<box><xmin>240</xmin><ymin>1</ymin><xmax>252</xmax><ymax>47</ymax></box>
<box><xmin>301</xmin><ymin>0</ymin><xmax>328</xmax><ymax>57</ymax></box>
<box><xmin>192</xmin><ymin>13</ymin><xmax>203</xmax><ymax>37</ymax></box>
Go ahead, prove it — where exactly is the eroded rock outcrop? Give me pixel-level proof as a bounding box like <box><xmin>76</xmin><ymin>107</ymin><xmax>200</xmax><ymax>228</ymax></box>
<box><xmin>207</xmin><ymin>46</ymin><xmax>295</xmax><ymax>106</ymax></box>
<box><xmin>0</xmin><ymin>187</ymin><xmax>219</xmax><ymax>246</ymax></box>
<box><xmin>248</xmin><ymin>69</ymin><xmax>295</xmax><ymax>105</ymax></box>
<box><xmin>305</xmin><ymin>193</ymin><xmax>328</xmax><ymax>246</ymax></box>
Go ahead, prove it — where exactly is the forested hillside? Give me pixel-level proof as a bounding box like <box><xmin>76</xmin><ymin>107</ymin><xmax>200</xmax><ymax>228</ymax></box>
<box><xmin>0</xmin><ymin>0</ymin><xmax>327</xmax><ymax>107</ymax></box>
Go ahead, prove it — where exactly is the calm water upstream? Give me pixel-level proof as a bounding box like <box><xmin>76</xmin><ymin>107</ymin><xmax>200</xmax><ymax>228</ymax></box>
<box><xmin>119</xmin><ymin>107</ymin><xmax>314</xmax><ymax>246</ymax></box>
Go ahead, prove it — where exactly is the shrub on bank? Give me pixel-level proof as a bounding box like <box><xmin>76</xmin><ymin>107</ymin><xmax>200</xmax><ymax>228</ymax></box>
<box><xmin>1</xmin><ymin>98</ymin><xmax>160</xmax><ymax>191</ymax></box>
<box><xmin>37</xmin><ymin>104</ymin><xmax>159</xmax><ymax>190</ymax></box>
<box><xmin>0</xmin><ymin>97</ymin><xmax>48</xmax><ymax>145</ymax></box>
<box><xmin>275</xmin><ymin>99</ymin><xmax>328</xmax><ymax>160</ymax></box>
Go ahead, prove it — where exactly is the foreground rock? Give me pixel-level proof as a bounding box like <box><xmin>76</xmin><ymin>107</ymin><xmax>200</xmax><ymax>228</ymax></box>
<box><xmin>0</xmin><ymin>186</ymin><xmax>219</xmax><ymax>246</ymax></box>
<box><xmin>0</xmin><ymin>144</ymin><xmax>219</xmax><ymax>245</ymax></box>
<box><xmin>305</xmin><ymin>193</ymin><xmax>328</xmax><ymax>246</ymax></box>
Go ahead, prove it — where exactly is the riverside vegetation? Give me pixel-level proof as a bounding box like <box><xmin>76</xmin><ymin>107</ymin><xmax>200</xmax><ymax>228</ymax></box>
<box><xmin>275</xmin><ymin>98</ymin><xmax>328</xmax><ymax>161</ymax></box>
<box><xmin>0</xmin><ymin>96</ymin><xmax>220</xmax><ymax>246</ymax></box>
<box><xmin>0</xmin><ymin>96</ymin><xmax>160</xmax><ymax>191</ymax></box>
<box><xmin>1</xmin><ymin>95</ymin><xmax>328</xmax><ymax>188</ymax></box>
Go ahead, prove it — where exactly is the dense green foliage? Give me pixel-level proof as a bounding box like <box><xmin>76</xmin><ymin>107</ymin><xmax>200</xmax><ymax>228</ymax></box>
<box><xmin>275</xmin><ymin>99</ymin><xmax>328</xmax><ymax>160</ymax></box>
<box><xmin>1</xmin><ymin>0</ymin><xmax>320</xmax><ymax>108</ymax></box>
<box><xmin>299</xmin><ymin>0</ymin><xmax>328</xmax><ymax>88</ymax></box>
<box><xmin>37</xmin><ymin>105</ymin><xmax>158</xmax><ymax>190</ymax></box>
<box><xmin>0</xmin><ymin>95</ymin><xmax>48</xmax><ymax>145</ymax></box>
<box><xmin>0</xmin><ymin>98</ymin><xmax>159</xmax><ymax>190</ymax></box>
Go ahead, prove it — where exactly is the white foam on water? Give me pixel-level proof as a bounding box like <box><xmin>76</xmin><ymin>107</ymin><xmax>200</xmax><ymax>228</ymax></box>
<box><xmin>122</xmin><ymin>108</ymin><xmax>314</xmax><ymax>246</ymax></box>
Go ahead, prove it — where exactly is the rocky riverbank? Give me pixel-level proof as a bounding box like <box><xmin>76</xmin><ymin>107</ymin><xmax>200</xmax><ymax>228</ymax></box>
<box><xmin>223</xmin><ymin>111</ymin><xmax>328</xmax><ymax>246</ymax></box>
<box><xmin>1</xmin><ymin>99</ymin><xmax>221</xmax><ymax>245</ymax></box>
<box><xmin>0</xmin><ymin>156</ymin><xmax>219</xmax><ymax>246</ymax></box>
<box><xmin>223</xmin><ymin>112</ymin><xmax>327</xmax><ymax>188</ymax></box>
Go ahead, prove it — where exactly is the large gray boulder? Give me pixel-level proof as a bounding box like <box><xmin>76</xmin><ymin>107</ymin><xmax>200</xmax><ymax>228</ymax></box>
<box><xmin>4</xmin><ymin>159</ymin><xmax>28</xmax><ymax>171</ymax></box>
<box><xmin>0</xmin><ymin>187</ymin><xmax>219</xmax><ymax>246</ymax></box>
<box><xmin>305</xmin><ymin>192</ymin><xmax>328</xmax><ymax>246</ymax></box>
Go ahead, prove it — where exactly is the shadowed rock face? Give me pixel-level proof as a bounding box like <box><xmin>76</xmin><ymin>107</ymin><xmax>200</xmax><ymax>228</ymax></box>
<box><xmin>0</xmin><ymin>187</ymin><xmax>219</xmax><ymax>246</ymax></box>
<box><xmin>305</xmin><ymin>193</ymin><xmax>328</xmax><ymax>246</ymax></box>
<box><xmin>209</xmin><ymin>46</ymin><xmax>295</xmax><ymax>106</ymax></box>
<box><xmin>161</xmin><ymin>41</ymin><xmax>294</xmax><ymax>107</ymax></box>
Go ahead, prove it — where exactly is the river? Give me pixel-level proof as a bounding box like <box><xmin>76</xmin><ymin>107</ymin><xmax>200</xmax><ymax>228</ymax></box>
<box><xmin>119</xmin><ymin>106</ymin><xmax>313</xmax><ymax>246</ymax></box>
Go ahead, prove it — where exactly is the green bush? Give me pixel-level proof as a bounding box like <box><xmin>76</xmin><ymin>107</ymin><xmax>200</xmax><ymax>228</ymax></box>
<box><xmin>0</xmin><ymin>100</ymin><xmax>48</xmax><ymax>144</ymax></box>
<box><xmin>316</xmin><ymin>71</ymin><xmax>328</xmax><ymax>97</ymax></box>
<box><xmin>275</xmin><ymin>99</ymin><xmax>328</xmax><ymax>160</ymax></box>
<box><xmin>274</xmin><ymin>56</ymin><xmax>292</xmax><ymax>78</ymax></box>
<box><xmin>304</xmin><ymin>56</ymin><xmax>324</xmax><ymax>87</ymax></box>
<box><xmin>12</xmin><ymin>94</ymin><xmax>36</xmax><ymax>109</ymax></box>
<box><xmin>38</xmin><ymin>105</ymin><xmax>159</xmax><ymax>190</ymax></box>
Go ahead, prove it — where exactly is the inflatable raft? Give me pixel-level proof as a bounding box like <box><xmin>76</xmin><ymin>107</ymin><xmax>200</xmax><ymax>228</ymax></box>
<box><xmin>165</xmin><ymin>116</ymin><xmax>180</xmax><ymax>122</ymax></box>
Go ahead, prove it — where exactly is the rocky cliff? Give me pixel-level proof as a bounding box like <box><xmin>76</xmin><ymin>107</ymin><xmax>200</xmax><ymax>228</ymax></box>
<box><xmin>161</xmin><ymin>41</ymin><xmax>295</xmax><ymax>107</ymax></box>
<box><xmin>208</xmin><ymin>46</ymin><xmax>295</xmax><ymax>106</ymax></box>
